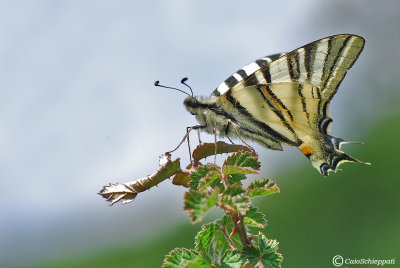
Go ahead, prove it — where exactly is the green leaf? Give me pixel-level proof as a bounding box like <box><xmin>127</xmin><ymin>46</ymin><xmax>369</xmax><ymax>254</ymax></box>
<box><xmin>184</xmin><ymin>190</ymin><xmax>218</xmax><ymax>223</ymax></box>
<box><xmin>162</xmin><ymin>248</ymin><xmax>201</xmax><ymax>268</ymax></box>
<box><xmin>195</xmin><ymin>223</ymin><xmax>231</xmax><ymax>265</ymax></box>
<box><xmin>198</xmin><ymin>171</ymin><xmax>224</xmax><ymax>191</ymax></box>
<box><xmin>185</xmin><ymin>260</ymin><xmax>210</xmax><ymax>268</ymax></box>
<box><xmin>260</xmin><ymin>252</ymin><xmax>283</xmax><ymax>268</ymax></box>
<box><xmin>223</xmin><ymin>165</ymin><xmax>258</xmax><ymax>175</ymax></box>
<box><xmin>227</xmin><ymin>173</ymin><xmax>246</xmax><ymax>185</ymax></box>
<box><xmin>224</xmin><ymin>184</ymin><xmax>245</xmax><ymax>196</ymax></box>
<box><xmin>195</xmin><ymin>223</ymin><xmax>219</xmax><ymax>253</ymax></box>
<box><xmin>257</xmin><ymin>235</ymin><xmax>283</xmax><ymax>268</ymax></box>
<box><xmin>243</xmin><ymin>233</ymin><xmax>283</xmax><ymax>267</ymax></box>
<box><xmin>241</xmin><ymin>245</ymin><xmax>260</xmax><ymax>266</ymax></box>
<box><xmin>219</xmin><ymin>185</ymin><xmax>250</xmax><ymax>215</ymax></box>
<box><xmin>244</xmin><ymin>207</ymin><xmax>268</xmax><ymax>228</ymax></box>
<box><xmin>215</xmin><ymin>213</ymin><xmax>233</xmax><ymax>228</ymax></box>
<box><xmin>189</xmin><ymin>166</ymin><xmax>217</xmax><ymax>190</ymax></box>
<box><xmin>221</xmin><ymin>250</ymin><xmax>245</xmax><ymax>268</ymax></box>
<box><xmin>223</xmin><ymin>151</ymin><xmax>260</xmax><ymax>170</ymax></box>
<box><xmin>255</xmin><ymin>233</ymin><xmax>279</xmax><ymax>254</ymax></box>
<box><xmin>247</xmin><ymin>178</ymin><xmax>280</xmax><ymax>198</ymax></box>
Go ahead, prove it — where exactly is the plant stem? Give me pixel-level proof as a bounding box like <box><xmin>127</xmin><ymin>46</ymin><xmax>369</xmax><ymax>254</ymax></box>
<box><xmin>220</xmin><ymin>170</ymin><xmax>229</xmax><ymax>188</ymax></box>
<box><xmin>219</xmin><ymin>226</ymin><xmax>237</xmax><ymax>250</ymax></box>
<box><xmin>231</xmin><ymin>213</ymin><xmax>251</xmax><ymax>247</ymax></box>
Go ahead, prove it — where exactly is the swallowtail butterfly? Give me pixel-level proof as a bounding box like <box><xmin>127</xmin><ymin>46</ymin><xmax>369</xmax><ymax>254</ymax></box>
<box><xmin>183</xmin><ymin>34</ymin><xmax>368</xmax><ymax>176</ymax></box>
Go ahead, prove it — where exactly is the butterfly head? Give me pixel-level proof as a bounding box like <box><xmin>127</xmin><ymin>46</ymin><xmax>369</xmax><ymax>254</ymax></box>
<box><xmin>183</xmin><ymin>96</ymin><xmax>199</xmax><ymax>115</ymax></box>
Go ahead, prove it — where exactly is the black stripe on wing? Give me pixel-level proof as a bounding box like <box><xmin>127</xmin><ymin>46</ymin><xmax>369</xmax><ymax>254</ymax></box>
<box><xmin>212</xmin><ymin>53</ymin><xmax>285</xmax><ymax>97</ymax></box>
<box><xmin>224</xmin><ymin>89</ymin><xmax>299</xmax><ymax>146</ymax></box>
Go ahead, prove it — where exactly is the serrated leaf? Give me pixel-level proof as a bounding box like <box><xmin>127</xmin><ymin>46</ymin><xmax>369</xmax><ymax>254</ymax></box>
<box><xmin>223</xmin><ymin>165</ymin><xmax>258</xmax><ymax>175</ymax></box>
<box><xmin>256</xmin><ymin>233</ymin><xmax>279</xmax><ymax>253</ymax></box>
<box><xmin>198</xmin><ymin>171</ymin><xmax>223</xmax><ymax>191</ymax></box>
<box><xmin>243</xmin><ymin>233</ymin><xmax>283</xmax><ymax>268</ymax></box>
<box><xmin>219</xmin><ymin>185</ymin><xmax>250</xmax><ymax>215</ymax></box>
<box><xmin>192</xmin><ymin>141</ymin><xmax>253</xmax><ymax>166</ymax></box>
<box><xmin>185</xmin><ymin>260</ymin><xmax>210</xmax><ymax>268</ymax></box>
<box><xmin>241</xmin><ymin>245</ymin><xmax>260</xmax><ymax>266</ymax></box>
<box><xmin>215</xmin><ymin>213</ymin><xmax>233</xmax><ymax>228</ymax></box>
<box><xmin>260</xmin><ymin>252</ymin><xmax>283</xmax><ymax>268</ymax></box>
<box><xmin>189</xmin><ymin>166</ymin><xmax>217</xmax><ymax>190</ymax></box>
<box><xmin>184</xmin><ymin>190</ymin><xmax>218</xmax><ymax>223</ymax></box>
<box><xmin>244</xmin><ymin>207</ymin><xmax>267</xmax><ymax>228</ymax></box>
<box><xmin>195</xmin><ymin>223</ymin><xmax>219</xmax><ymax>252</ymax></box>
<box><xmin>195</xmin><ymin>223</ymin><xmax>230</xmax><ymax>265</ymax></box>
<box><xmin>162</xmin><ymin>248</ymin><xmax>200</xmax><ymax>268</ymax></box>
<box><xmin>258</xmin><ymin>236</ymin><xmax>283</xmax><ymax>268</ymax></box>
<box><xmin>223</xmin><ymin>151</ymin><xmax>260</xmax><ymax>170</ymax></box>
<box><xmin>227</xmin><ymin>173</ymin><xmax>246</xmax><ymax>185</ymax></box>
<box><xmin>221</xmin><ymin>250</ymin><xmax>245</xmax><ymax>268</ymax></box>
<box><xmin>224</xmin><ymin>185</ymin><xmax>245</xmax><ymax>196</ymax></box>
<box><xmin>247</xmin><ymin>178</ymin><xmax>280</xmax><ymax>198</ymax></box>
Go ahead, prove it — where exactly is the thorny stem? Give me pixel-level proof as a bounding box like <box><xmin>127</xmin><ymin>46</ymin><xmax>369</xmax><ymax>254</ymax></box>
<box><xmin>219</xmin><ymin>168</ymin><xmax>251</xmax><ymax>248</ymax></box>
<box><xmin>219</xmin><ymin>226</ymin><xmax>237</xmax><ymax>250</ymax></box>
<box><xmin>216</xmin><ymin>204</ymin><xmax>251</xmax><ymax>248</ymax></box>
<box><xmin>231</xmin><ymin>213</ymin><xmax>251</xmax><ymax>247</ymax></box>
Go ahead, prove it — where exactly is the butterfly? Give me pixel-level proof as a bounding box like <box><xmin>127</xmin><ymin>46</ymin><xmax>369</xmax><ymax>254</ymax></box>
<box><xmin>180</xmin><ymin>34</ymin><xmax>368</xmax><ymax>176</ymax></box>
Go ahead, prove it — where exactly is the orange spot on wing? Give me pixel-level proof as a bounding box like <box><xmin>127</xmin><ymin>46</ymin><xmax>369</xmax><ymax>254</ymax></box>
<box><xmin>299</xmin><ymin>143</ymin><xmax>314</xmax><ymax>156</ymax></box>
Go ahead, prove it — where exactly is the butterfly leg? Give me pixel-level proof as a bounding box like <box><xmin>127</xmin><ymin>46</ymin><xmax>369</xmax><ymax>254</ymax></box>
<box><xmin>167</xmin><ymin>125</ymin><xmax>206</xmax><ymax>163</ymax></box>
<box><xmin>189</xmin><ymin>125</ymin><xmax>208</xmax><ymax>163</ymax></box>
<box><xmin>197</xmin><ymin>129</ymin><xmax>202</xmax><ymax>144</ymax></box>
<box><xmin>227</xmin><ymin>119</ymin><xmax>252</xmax><ymax>148</ymax></box>
<box><xmin>186</xmin><ymin>127</ymin><xmax>193</xmax><ymax>163</ymax></box>
<box><xmin>224</xmin><ymin>120</ymin><xmax>235</xmax><ymax>145</ymax></box>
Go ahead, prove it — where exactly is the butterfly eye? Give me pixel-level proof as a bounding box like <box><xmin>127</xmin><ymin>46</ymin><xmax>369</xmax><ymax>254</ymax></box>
<box><xmin>320</xmin><ymin>163</ymin><xmax>330</xmax><ymax>176</ymax></box>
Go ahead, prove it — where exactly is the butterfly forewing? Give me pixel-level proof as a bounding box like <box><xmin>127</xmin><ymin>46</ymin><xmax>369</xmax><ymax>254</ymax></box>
<box><xmin>212</xmin><ymin>53</ymin><xmax>285</xmax><ymax>97</ymax></box>
<box><xmin>214</xmin><ymin>35</ymin><xmax>364</xmax><ymax>96</ymax></box>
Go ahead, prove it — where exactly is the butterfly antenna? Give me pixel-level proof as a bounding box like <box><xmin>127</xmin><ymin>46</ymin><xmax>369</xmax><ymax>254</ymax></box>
<box><xmin>154</xmin><ymin>80</ymin><xmax>191</xmax><ymax>97</ymax></box>
<box><xmin>181</xmin><ymin>77</ymin><xmax>194</xmax><ymax>97</ymax></box>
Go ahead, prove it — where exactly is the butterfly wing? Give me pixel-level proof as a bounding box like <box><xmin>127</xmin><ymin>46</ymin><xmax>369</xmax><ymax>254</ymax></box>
<box><xmin>214</xmin><ymin>34</ymin><xmax>365</xmax><ymax>133</ymax></box>
<box><xmin>214</xmin><ymin>34</ymin><xmax>366</xmax><ymax>175</ymax></box>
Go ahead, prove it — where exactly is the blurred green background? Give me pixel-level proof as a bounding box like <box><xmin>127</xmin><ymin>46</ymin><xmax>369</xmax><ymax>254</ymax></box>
<box><xmin>31</xmin><ymin>111</ymin><xmax>400</xmax><ymax>267</ymax></box>
<box><xmin>2</xmin><ymin>1</ymin><xmax>399</xmax><ymax>268</ymax></box>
